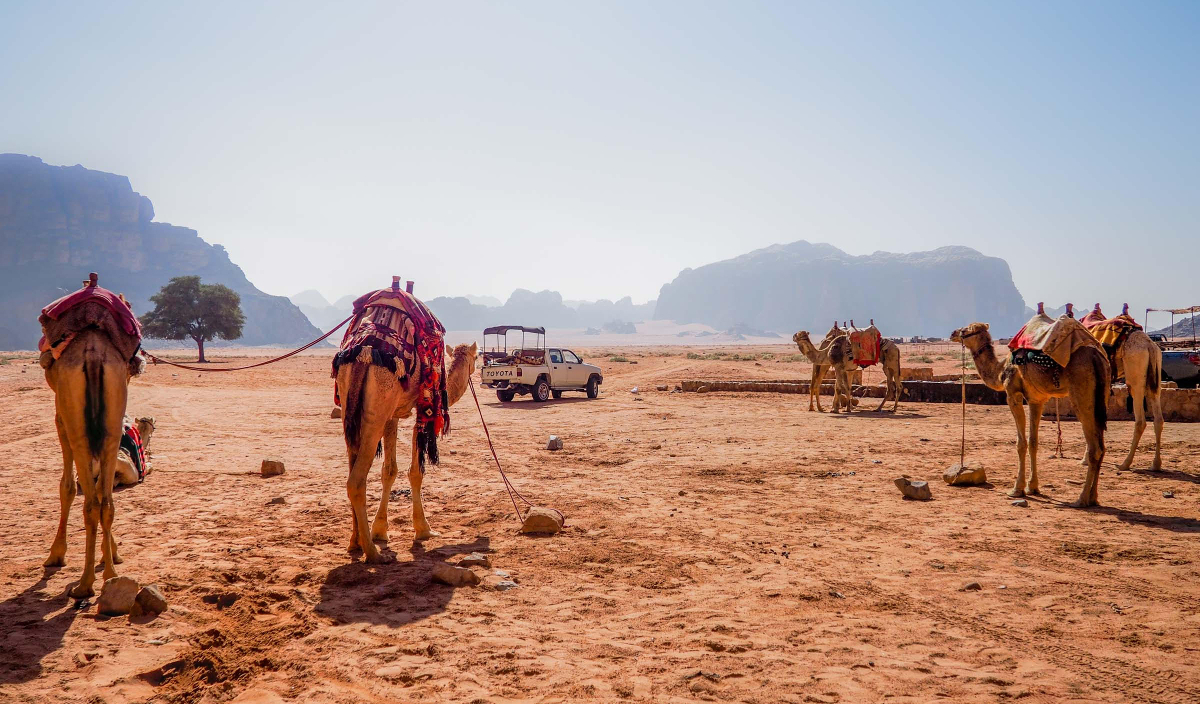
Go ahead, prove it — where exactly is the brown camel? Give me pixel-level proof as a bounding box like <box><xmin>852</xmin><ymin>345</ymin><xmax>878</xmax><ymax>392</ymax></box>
<box><xmin>951</xmin><ymin>322</ymin><xmax>1109</xmax><ymax>507</ymax></box>
<box><xmin>792</xmin><ymin>330</ymin><xmax>856</xmax><ymax>413</ymax></box>
<box><xmin>336</xmin><ymin>342</ymin><xmax>477</xmax><ymax>563</ymax></box>
<box><xmin>42</xmin><ymin>327</ymin><xmax>142</xmax><ymax>596</ymax></box>
<box><xmin>1082</xmin><ymin>304</ymin><xmax>1163</xmax><ymax>470</ymax></box>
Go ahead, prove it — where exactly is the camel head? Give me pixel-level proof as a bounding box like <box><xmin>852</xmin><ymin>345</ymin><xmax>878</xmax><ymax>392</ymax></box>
<box><xmin>135</xmin><ymin>417</ymin><xmax>156</xmax><ymax>444</ymax></box>
<box><xmin>793</xmin><ymin>331</ymin><xmax>810</xmax><ymax>349</ymax></box>
<box><xmin>950</xmin><ymin>323</ymin><xmax>990</xmax><ymax>350</ymax></box>
<box><xmin>447</xmin><ymin>342</ymin><xmax>479</xmax><ymax>374</ymax></box>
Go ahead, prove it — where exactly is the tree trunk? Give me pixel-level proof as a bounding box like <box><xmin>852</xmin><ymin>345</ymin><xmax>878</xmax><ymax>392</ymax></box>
<box><xmin>195</xmin><ymin>337</ymin><xmax>206</xmax><ymax>363</ymax></box>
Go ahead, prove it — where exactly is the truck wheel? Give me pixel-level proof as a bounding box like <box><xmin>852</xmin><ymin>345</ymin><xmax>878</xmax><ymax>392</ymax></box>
<box><xmin>586</xmin><ymin>376</ymin><xmax>600</xmax><ymax>399</ymax></box>
<box><xmin>552</xmin><ymin>390</ymin><xmax>563</xmax><ymax>399</ymax></box>
<box><xmin>533</xmin><ymin>379</ymin><xmax>551</xmax><ymax>402</ymax></box>
<box><xmin>497</xmin><ymin>389</ymin><xmax>516</xmax><ymax>403</ymax></box>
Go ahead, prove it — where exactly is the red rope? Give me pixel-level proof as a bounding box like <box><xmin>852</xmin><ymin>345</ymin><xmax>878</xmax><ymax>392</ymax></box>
<box><xmin>142</xmin><ymin>313</ymin><xmax>355</xmax><ymax>372</ymax></box>
<box><xmin>467</xmin><ymin>375</ymin><xmax>563</xmax><ymax>526</ymax></box>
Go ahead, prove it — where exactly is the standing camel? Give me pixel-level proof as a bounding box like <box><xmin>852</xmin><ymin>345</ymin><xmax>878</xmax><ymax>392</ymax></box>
<box><xmin>848</xmin><ymin>319</ymin><xmax>903</xmax><ymax>413</ymax></box>
<box><xmin>1081</xmin><ymin>304</ymin><xmax>1163</xmax><ymax>470</ymax></box>
<box><xmin>951</xmin><ymin>322</ymin><xmax>1109</xmax><ymax>507</ymax></box>
<box><xmin>792</xmin><ymin>330</ymin><xmax>856</xmax><ymax>413</ymax></box>
<box><xmin>336</xmin><ymin>338</ymin><xmax>477</xmax><ymax>563</ymax></box>
<box><xmin>39</xmin><ymin>277</ymin><xmax>144</xmax><ymax>597</ymax></box>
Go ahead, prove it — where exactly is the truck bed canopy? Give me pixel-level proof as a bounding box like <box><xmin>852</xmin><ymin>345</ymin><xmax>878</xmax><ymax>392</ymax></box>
<box><xmin>483</xmin><ymin>325</ymin><xmax>546</xmax><ymax>335</ymax></box>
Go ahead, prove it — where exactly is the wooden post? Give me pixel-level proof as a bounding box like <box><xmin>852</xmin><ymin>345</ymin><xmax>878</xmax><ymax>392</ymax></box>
<box><xmin>392</xmin><ymin>276</ymin><xmax>401</xmax><ymax>292</ymax></box>
<box><xmin>406</xmin><ymin>280</ymin><xmax>414</xmax><ymax>294</ymax></box>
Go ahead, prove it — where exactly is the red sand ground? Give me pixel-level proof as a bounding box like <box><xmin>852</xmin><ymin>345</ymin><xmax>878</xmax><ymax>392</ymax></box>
<box><xmin>1</xmin><ymin>345</ymin><xmax>1198</xmax><ymax>703</ymax></box>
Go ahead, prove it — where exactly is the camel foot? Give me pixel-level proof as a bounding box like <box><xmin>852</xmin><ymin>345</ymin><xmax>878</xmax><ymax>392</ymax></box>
<box><xmin>44</xmin><ymin>552</ymin><xmax>66</xmax><ymax>568</ymax></box>
<box><xmin>371</xmin><ymin>522</ymin><xmax>389</xmax><ymax>543</ymax></box>
<box><xmin>1068</xmin><ymin>499</ymin><xmax>1097</xmax><ymax>509</ymax></box>
<box><xmin>413</xmin><ymin>528</ymin><xmax>439</xmax><ymax>541</ymax></box>
<box><xmin>364</xmin><ymin>550</ymin><xmax>395</xmax><ymax>565</ymax></box>
<box><xmin>70</xmin><ymin>581</ymin><xmax>95</xmax><ymax>599</ymax></box>
<box><xmin>1117</xmin><ymin>462</ymin><xmax>1132</xmax><ymax>471</ymax></box>
<box><xmin>111</xmin><ymin>553</ymin><xmax>123</xmax><ymax>565</ymax></box>
<box><xmin>1151</xmin><ymin>461</ymin><xmax>1163</xmax><ymax>471</ymax></box>
<box><xmin>1007</xmin><ymin>488</ymin><xmax>1025</xmax><ymax>498</ymax></box>
<box><xmin>1026</xmin><ymin>486</ymin><xmax>1040</xmax><ymax>496</ymax></box>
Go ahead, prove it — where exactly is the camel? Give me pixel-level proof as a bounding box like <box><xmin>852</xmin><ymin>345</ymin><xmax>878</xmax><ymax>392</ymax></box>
<box><xmin>336</xmin><ymin>341</ymin><xmax>477</xmax><ymax>563</ymax></box>
<box><xmin>848</xmin><ymin>319</ymin><xmax>903</xmax><ymax>413</ymax></box>
<box><xmin>115</xmin><ymin>417</ymin><xmax>155</xmax><ymax>486</ymax></box>
<box><xmin>1082</xmin><ymin>304</ymin><xmax>1163</xmax><ymax>470</ymax></box>
<box><xmin>42</xmin><ymin>327</ymin><xmax>141</xmax><ymax>596</ymax></box>
<box><xmin>951</xmin><ymin>321</ymin><xmax>1109</xmax><ymax>507</ymax></box>
<box><xmin>792</xmin><ymin>329</ymin><xmax>856</xmax><ymax>413</ymax></box>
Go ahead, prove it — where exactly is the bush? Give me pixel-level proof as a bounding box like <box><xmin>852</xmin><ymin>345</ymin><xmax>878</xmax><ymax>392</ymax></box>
<box><xmin>609</xmin><ymin>355</ymin><xmax>629</xmax><ymax>362</ymax></box>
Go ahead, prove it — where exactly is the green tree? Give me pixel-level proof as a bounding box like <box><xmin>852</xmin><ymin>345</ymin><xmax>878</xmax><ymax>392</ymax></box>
<box><xmin>140</xmin><ymin>276</ymin><xmax>245</xmax><ymax>362</ymax></box>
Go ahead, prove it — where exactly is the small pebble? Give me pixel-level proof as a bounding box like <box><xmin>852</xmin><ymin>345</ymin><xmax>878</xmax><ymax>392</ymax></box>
<box><xmin>1163</xmin><ymin>491</ymin><xmax>1174</xmax><ymax>498</ymax></box>
<box><xmin>961</xmin><ymin>582</ymin><xmax>982</xmax><ymax>591</ymax></box>
<box><xmin>1011</xmin><ymin>499</ymin><xmax>1028</xmax><ymax>507</ymax></box>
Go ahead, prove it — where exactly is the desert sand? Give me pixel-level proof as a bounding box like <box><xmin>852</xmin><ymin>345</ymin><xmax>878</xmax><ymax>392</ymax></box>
<box><xmin>1</xmin><ymin>345</ymin><xmax>1198</xmax><ymax>703</ymax></box>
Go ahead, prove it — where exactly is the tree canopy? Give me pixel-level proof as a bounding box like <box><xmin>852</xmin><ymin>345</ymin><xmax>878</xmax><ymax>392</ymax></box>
<box><xmin>140</xmin><ymin>276</ymin><xmax>245</xmax><ymax>362</ymax></box>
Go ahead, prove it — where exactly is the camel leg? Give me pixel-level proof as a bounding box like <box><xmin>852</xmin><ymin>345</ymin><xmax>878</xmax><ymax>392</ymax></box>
<box><xmin>1026</xmin><ymin>402</ymin><xmax>1043</xmax><ymax>495</ymax></box>
<box><xmin>1120</xmin><ymin>375</ymin><xmax>1149</xmax><ymax>470</ymax></box>
<box><xmin>891</xmin><ymin>367</ymin><xmax>901</xmax><ymax>413</ymax></box>
<box><xmin>1071</xmin><ymin>380</ymin><xmax>1106</xmax><ymax>508</ymax></box>
<box><xmin>345</xmin><ymin>418</ymin><xmax>391</xmax><ymax>563</ymax></box>
<box><xmin>44</xmin><ymin>415</ymin><xmax>75</xmax><ymax>568</ymax></box>
<box><xmin>810</xmin><ymin>365</ymin><xmax>826</xmax><ymax>412</ymax></box>
<box><xmin>97</xmin><ymin>436</ymin><xmax>119</xmax><ymax>581</ymax></box>
<box><xmin>1007</xmin><ymin>397</ymin><xmax>1028</xmax><ymax>498</ymax></box>
<box><xmin>1149</xmin><ymin>389</ymin><xmax>1163</xmax><ymax>470</ymax></box>
<box><xmin>409</xmin><ymin>424</ymin><xmax>436</xmax><ymax>540</ymax></box>
<box><xmin>71</xmin><ymin>455</ymin><xmax>101</xmax><ymax>598</ymax></box>
<box><xmin>371</xmin><ymin>419</ymin><xmax>400</xmax><ymax>542</ymax></box>
<box><xmin>874</xmin><ymin>370</ymin><xmax>888</xmax><ymax>412</ymax></box>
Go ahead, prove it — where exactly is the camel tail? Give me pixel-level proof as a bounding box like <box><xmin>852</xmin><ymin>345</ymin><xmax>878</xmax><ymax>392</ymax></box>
<box><xmin>341</xmin><ymin>362</ymin><xmax>370</xmax><ymax>456</ymax></box>
<box><xmin>83</xmin><ymin>360</ymin><xmax>106</xmax><ymax>458</ymax></box>
<box><xmin>1091</xmin><ymin>351</ymin><xmax>1108</xmax><ymax>432</ymax></box>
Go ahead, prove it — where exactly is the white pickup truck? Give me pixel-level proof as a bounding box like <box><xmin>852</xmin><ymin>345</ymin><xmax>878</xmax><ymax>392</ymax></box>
<box><xmin>480</xmin><ymin>325</ymin><xmax>604</xmax><ymax>402</ymax></box>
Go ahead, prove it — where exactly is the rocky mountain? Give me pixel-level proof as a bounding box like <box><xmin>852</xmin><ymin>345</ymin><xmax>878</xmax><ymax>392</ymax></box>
<box><xmin>0</xmin><ymin>154</ymin><xmax>321</xmax><ymax>350</ymax></box>
<box><xmin>424</xmin><ymin>289</ymin><xmax>655</xmax><ymax>332</ymax></box>
<box><xmin>654</xmin><ymin>241</ymin><xmax>1027</xmax><ymax>338</ymax></box>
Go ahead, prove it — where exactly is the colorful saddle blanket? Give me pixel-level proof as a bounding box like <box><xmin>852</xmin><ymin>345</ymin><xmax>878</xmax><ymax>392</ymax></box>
<box><xmin>331</xmin><ymin>288</ymin><xmax>450</xmax><ymax>441</ymax></box>
<box><xmin>38</xmin><ymin>283</ymin><xmax>143</xmax><ymax>366</ymax></box>
<box><xmin>848</xmin><ymin>325</ymin><xmax>882</xmax><ymax>367</ymax></box>
<box><xmin>1080</xmin><ymin>308</ymin><xmax>1142</xmax><ymax>381</ymax></box>
<box><xmin>1008</xmin><ymin>312</ymin><xmax>1102</xmax><ymax>368</ymax></box>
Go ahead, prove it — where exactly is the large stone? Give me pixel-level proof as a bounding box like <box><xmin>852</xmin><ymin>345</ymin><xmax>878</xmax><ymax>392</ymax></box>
<box><xmin>458</xmin><ymin>552</ymin><xmax>492</xmax><ymax>569</ymax></box>
<box><xmin>894</xmin><ymin>477</ymin><xmax>932</xmax><ymax>501</ymax></box>
<box><xmin>521</xmin><ymin>507</ymin><xmax>564</xmax><ymax>534</ymax></box>
<box><xmin>431</xmin><ymin>563</ymin><xmax>480</xmax><ymax>587</ymax></box>
<box><xmin>132</xmin><ymin>585</ymin><xmax>168</xmax><ymax>616</ymax></box>
<box><xmin>97</xmin><ymin>576</ymin><xmax>140</xmax><ymax>615</ymax></box>
<box><xmin>260</xmin><ymin>459</ymin><xmax>286</xmax><ymax>477</ymax></box>
<box><xmin>943</xmin><ymin>463</ymin><xmax>987</xmax><ymax>486</ymax></box>
<box><xmin>330</xmin><ymin>406</ymin><xmax>342</xmax><ymax>419</ymax></box>
<box><xmin>546</xmin><ymin>435</ymin><xmax>563</xmax><ymax>451</ymax></box>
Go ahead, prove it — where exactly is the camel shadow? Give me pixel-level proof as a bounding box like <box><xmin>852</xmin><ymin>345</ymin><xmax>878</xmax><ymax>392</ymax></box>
<box><xmin>316</xmin><ymin>536</ymin><xmax>491</xmax><ymax>627</ymax></box>
<box><xmin>1130</xmin><ymin>468</ymin><xmax>1200</xmax><ymax>486</ymax></box>
<box><xmin>830</xmin><ymin>410</ymin><xmax>930</xmax><ymax>420</ymax></box>
<box><xmin>0</xmin><ymin>570</ymin><xmax>81</xmax><ymax>684</ymax></box>
<box><xmin>1086</xmin><ymin>505</ymin><xmax>1200</xmax><ymax>533</ymax></box>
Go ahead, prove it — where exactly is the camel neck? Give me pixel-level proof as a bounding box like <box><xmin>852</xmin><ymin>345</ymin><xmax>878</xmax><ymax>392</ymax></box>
<box><xmin>967</xmin><ymin>338</ymin><xmax>1006</xmax><ymax>391</ymax></box>
<box><xmin>445</xmin><ymin>354</ymin><xmax>473</xmax><ymax>405</ymax></box>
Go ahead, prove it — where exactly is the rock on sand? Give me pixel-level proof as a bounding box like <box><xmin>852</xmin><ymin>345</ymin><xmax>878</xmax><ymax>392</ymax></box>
<box><xmin>97</xmin><ymin>576</ymin><xmax>140</xmax><ymax>615</ymax></box>
<box><xmin>894</xmin><ymin>477</ymin><xmax>932</xmax><ymax>501</ymax></box>
<box><xmin>521</xmin><ymin>507</ymin><xmax>564</xmax><ymax>534</ymax></box>
<box><xmin>261</xmin><ymin>459</ymin><xmax>286</xmax><ymax>477</ymax></box>
<box><xmin>943</xmin><ymin>463</ymin><xmax>987</xmax><ymax>486</ymax></box>
<box><xmin>431</xmin><ymin>563</ymin><xmax>480</xmax><ymax>587</ymax></box>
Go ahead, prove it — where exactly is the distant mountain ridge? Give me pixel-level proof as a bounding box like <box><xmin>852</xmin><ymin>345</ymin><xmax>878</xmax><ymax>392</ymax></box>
<box><xmin>0</xmin><ymin>154</ymin><xmax>321</xmax><ymax>349</ymax></box>
<box><xmin>653</xmin><ymin>241</ymin><xmax>1028</xmax><ymax>337</ymax></box>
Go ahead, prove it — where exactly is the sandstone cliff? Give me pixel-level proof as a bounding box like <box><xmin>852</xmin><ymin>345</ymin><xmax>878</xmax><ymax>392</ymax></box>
<box><xmin>653</xmin><ymin>241</ymin><xmax>1028</xmax><ymax>338</ymax></box>
<box><xmin>0</xmin><ymin>155</ymin><xmax>322</xmax><ymax>349</ymax></box>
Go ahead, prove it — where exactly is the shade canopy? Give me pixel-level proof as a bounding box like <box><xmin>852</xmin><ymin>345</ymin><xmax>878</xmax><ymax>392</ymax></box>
<box><xmin>1147</xmin><ymin>306</ymin><xmax>1200</xmax><ymax>315</ymax></box>
<box><xmin>483</xmin><ymin>325</ymin><xmax>546</xmax><ymax>336</ymax></box>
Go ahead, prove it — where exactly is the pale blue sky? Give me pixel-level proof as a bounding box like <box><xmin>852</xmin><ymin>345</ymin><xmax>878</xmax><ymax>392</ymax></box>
<box><xmin>2</xmin><ymin>1</ymin><xmax>1196</xmax><ymax>318</ymax></box>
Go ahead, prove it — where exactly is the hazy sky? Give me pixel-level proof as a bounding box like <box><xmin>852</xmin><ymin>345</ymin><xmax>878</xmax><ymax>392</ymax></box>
<box><xmin>2</xmin><ymin>1</ymin><xmax>1196</xmax><ymax>321</ymax></box>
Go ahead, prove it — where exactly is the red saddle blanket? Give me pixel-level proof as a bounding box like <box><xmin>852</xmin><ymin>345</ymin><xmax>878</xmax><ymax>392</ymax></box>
<box><xmin>38</xmin><ymin>284</ymin><xmax>142</xmax><ymax>362</ymax></box>
<box><xmin>1079</xmin><ymin>308</ymin><xmax>1142</xmax><ymax>348</ymax></box>
<box><xmin>848</xmin><ymin>325</ymin><xmax>882</xmax><ymax>367</ymax></box>
<box><xmin>331</xmin><ymin>288</ymin><xmax>450</xmax><ymax>440</ymax></box>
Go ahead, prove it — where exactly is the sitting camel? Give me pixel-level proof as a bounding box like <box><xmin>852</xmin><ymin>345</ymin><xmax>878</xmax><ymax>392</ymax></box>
<box><xmin>951</xmin><ymin>321</ymin><xmax>1109</xmax><ymax>507</ymax></box>
<box><xmin>792</xmin><ymin>328</ymin><xmax>856</xmax><ymax>413</ymax></box>
<box><xmin>337</xmin><ymin>341</ymin><xmax>477</xmax><ymax>563</ymax></box>
<box><xmin>42</xmin><ymin>321</ymin><xmax>143</xmax><ymax>596</ymax></box>
<box><xmin>115</xmin><ymin>417</ymin><xmax>155</xmax><ymax>486</ymax></box>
